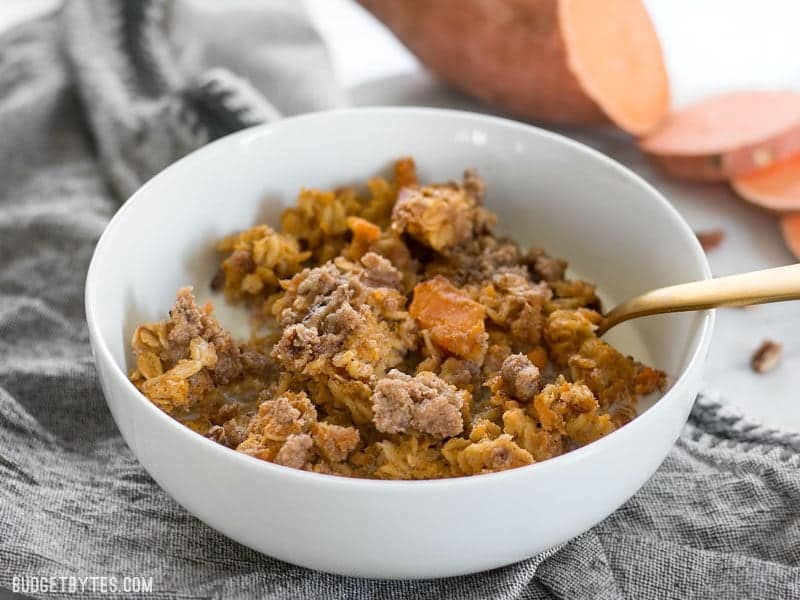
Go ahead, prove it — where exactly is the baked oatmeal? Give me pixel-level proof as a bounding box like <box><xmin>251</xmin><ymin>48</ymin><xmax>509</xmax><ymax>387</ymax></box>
<box><xmin>129</xmin><ymin>158</ymin><xmax>665</xmax><ymax>479</ymax></box>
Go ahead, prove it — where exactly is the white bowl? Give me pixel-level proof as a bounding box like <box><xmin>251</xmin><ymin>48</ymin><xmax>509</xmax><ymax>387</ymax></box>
<box><xmin>85</xmin><ymin>107</ymin><xmax>713</xmax><ymax>579</ymax></box>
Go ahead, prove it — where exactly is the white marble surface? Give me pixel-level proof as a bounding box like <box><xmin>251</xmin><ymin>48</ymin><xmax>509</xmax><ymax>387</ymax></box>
<box><xmin>3</xmin><ymin>0</ymin><xmax>797</xmax><ymax>431</ymax></box>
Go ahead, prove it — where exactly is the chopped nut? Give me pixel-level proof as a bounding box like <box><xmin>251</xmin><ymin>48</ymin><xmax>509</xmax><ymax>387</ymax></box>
<box><xmin>206</xmin><ymin>425</ymin><xmax>225</xmax><ymax>443</ymax></box>
<box><xmin>189</xmin><ymin>337</ymin><xmax>218</xmax><ymax>369</ymax></box>
<box><xmin>210</xmin><ymin>269</ymin><xmax>225</xmax><ymax>291</ymax></box>
<box><xmin>216</xmin><ymin>402</ymin><xmax>239</xmax><ymax>422</ymax></box>
<box><xmin>696</xmin><ymin>229</ymin><xmax>725</xmax><ymax>252</ymax></box>
<box><xmin>751</xmin><ymin>340</ymin><xmax>783</xmax><ymax>373</ymax></box>
<box><xmin>222</xmin><ymin>419</ymin><xmax>247</xmax><ymax>448</ymax></box>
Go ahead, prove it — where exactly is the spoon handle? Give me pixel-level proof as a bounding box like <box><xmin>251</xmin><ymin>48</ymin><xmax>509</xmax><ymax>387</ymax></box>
<box><xmin>598</xmin><ymin>263</ymin><xmax>800</xmax><ymax>336</ymax></box>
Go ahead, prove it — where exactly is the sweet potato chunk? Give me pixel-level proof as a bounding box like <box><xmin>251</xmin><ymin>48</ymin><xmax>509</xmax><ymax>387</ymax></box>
<box><xmin>348</xmin><ymin>216</ymin><xmax>381</xmax><ymax>244</ymax></box>
<box><xmin>409</xmin><ymin>276</ymin><xmax>487</xmax><ymax>361</ymax></box>
<box><xmin>344</xmin><ymin>216</ymin><xmax>382</xmax><ymax>260</ymax></box>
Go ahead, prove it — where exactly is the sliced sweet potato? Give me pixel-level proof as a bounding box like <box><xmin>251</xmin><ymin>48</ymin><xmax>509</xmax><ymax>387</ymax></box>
<box><xmin>640</xmin><ymin>91</ymin><xmax>800</xmax><ymax>182</ymax></box>
<box><xmin>780</xmin><ymin>213</ymin><xmax>800</xmax><ymax>260</ymax></box>
<box><xmin>732</xmin><ymin>154</ymin><xmax>800</xmax><ymax>212</ymax></box>
<box><xmin>558</xmin><ymin>0</ymin><xmax>669</xmax><ymax>134</ymax></box>
<box><xmin>409</xmin><ymin>276</ymin><xmax>487</xmax><ymax>361</ymax></box>
<box><xmin>359</xmin><ymin>0</ymin><xmax>669</xmax><ymax>134</ymax></box>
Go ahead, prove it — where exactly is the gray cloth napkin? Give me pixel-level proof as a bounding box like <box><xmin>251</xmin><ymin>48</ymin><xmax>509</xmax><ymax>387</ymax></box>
<box><xmin>1</xmin><ymin>2</ymin><xmax>799</xmax><ymax>598</ymax></box>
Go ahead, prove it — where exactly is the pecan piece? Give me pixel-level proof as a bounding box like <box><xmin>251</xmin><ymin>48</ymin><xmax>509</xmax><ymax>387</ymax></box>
<box><xmin>751</xmin><ymin>340</ymin><xmax>782</xmax><ymax>373</ymax></box>
<box><xmin>695</xmin><ymin>229</ymin><xmax>725</xmax><ymax>252</ymax></box>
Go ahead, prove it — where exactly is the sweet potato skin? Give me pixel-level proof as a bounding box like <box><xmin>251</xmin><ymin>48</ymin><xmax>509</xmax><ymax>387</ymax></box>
<box><xmin>645</xmin><ymin>154</ymin><xmax>728</xmax><ymax>183</ymax></box>
<box><xmin>360</xmin><ymin>0</ymin><xmax>669</xmax><ymax>133</ymax></box>
<box><xmin>641</xmin><ymin>91</ymin><xmax>800</xmax><ymax>181</ymax></box>
<box><xmin>647</xmin><ymin>125</ymin><xmax>800</xmax><ymax>182</ymax></box>
<box><xmin>359</xmin><ymin>0</ymin><xmax>607</xmax><ymax>125</ymax></box>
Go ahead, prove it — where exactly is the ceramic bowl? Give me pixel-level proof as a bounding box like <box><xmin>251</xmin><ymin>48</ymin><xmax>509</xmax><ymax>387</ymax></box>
<box><xmin>86</xmin><ymin>107</ymin><xmax>713</xmax><ymax>579</ymax></box>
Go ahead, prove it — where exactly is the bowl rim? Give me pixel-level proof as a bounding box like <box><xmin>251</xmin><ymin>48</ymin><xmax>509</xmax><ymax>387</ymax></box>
<box><xmin>85</xmin><ymin>106</ymin><xmax>714</xmax><ymax>490</ymax></box>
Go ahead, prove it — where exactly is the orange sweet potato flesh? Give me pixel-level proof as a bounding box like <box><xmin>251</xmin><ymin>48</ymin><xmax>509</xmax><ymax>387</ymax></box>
<box><xmin>780</xmin><ymin>213</ymin><xmax>800</xmax><ymax>260</ymax></box>
<box><xmin>394</xmin><ymin>156</ymin><xmax>418</xmax><ymax>190</ymax></box>
<box><xmin>348</xmin><ymin>216</ymin><xmax>382</xmax><ymax>244</ymax></box>
<box><xmin>559</xmin><ymin>0</ymin><xmax>669</xmax><ymax>135</ymax></box>
<box><xmin>640</xmin><ymin>91</ymin><xmax>800</xmax><ymax>182</ymax></box>
<box><xmin>410</xmin><ymin>276</ymin><xmax>487</xmax><ymax>361</ymax></box>
<box><xmin>359</xmin><ymin>0</ymin><xmax>669</xmax><ymax>134</ymax></box>
<box><xmin>732</xmin><ymin>154</ymin><xmax>800</xmax><ymax>212</ymax></box>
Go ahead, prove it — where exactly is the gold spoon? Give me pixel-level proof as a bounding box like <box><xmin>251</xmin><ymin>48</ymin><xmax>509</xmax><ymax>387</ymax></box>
<box><xmin>597</xmin><ymin>264</ymin><xmax>800</xmax><ymax>336</ymax></box>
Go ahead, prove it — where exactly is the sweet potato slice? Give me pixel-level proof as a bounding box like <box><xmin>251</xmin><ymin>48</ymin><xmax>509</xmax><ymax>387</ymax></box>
<box><xmin>780</xmin><ymin>213</ymin><xmax>800</xmax><ymax>260</ymax></box>
<box><xmin>359</xmin><ymin>0</ymin><xmax>669</xmax><ymax>134</ymax></box>
<box><xmin>732</xmin><ymin>154</ymin><xmax>800</xmax><ymax>212</ymax></box>
<box><xmin>558</xmin><ymin>0</ymin><xmax>669</xmax><ymax>135</ymax></box>
<box><xmin>640</xmin><ymin>91</ymin><xmax>800</xmax><ymax>182</ymax></box>
<box><xmin>409</xmin><ymin>276</ymin><xmax>487</xmax><ymax>361</ymax></box>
